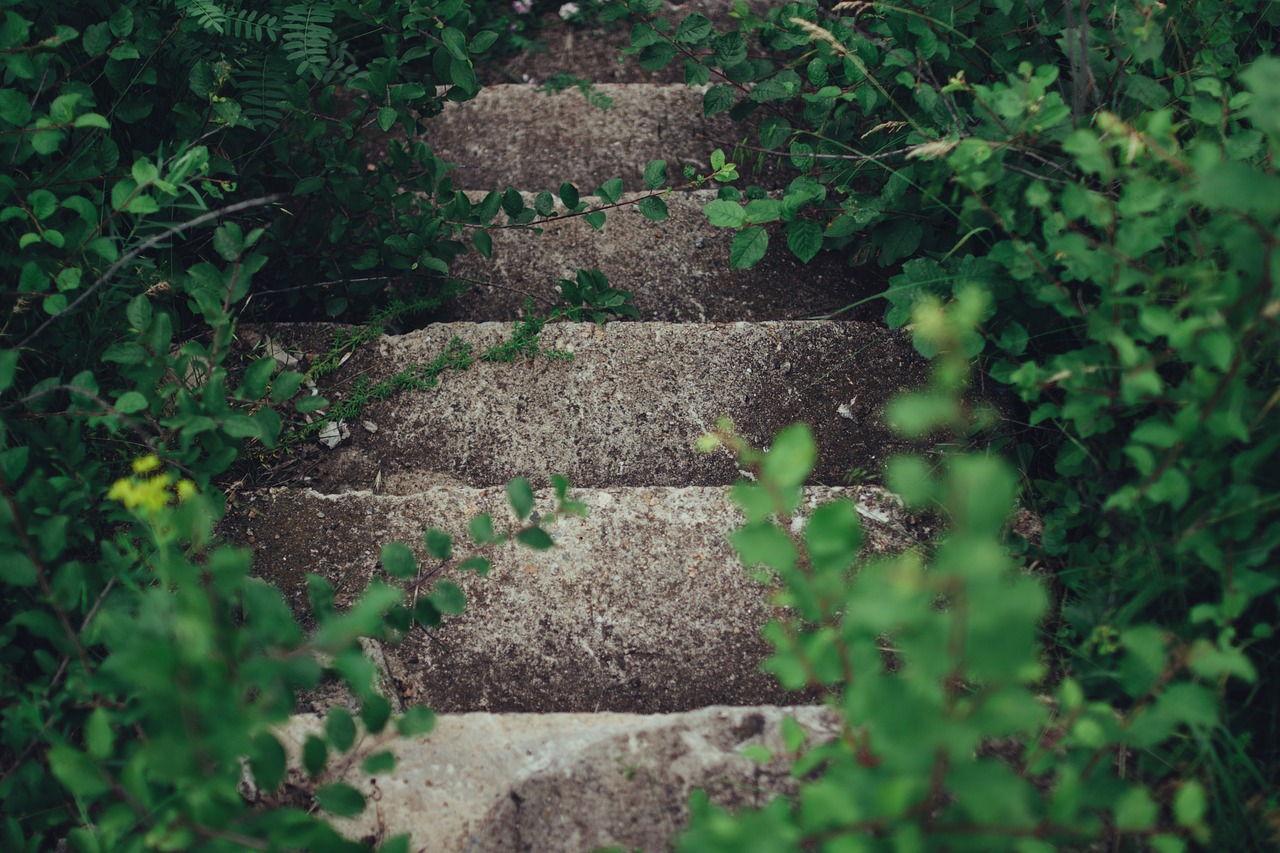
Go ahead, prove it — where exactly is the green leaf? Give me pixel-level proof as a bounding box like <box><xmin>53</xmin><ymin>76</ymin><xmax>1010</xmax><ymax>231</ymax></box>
<box><xmin>397</xmin><ymin>706</ymin><xmax>436</xmax><ymax>737</ymax></box>
<box><xmin>294</xmin><ymin>176</ymin><xmax>324</xmax><ymax>195</ymax></box>
<box><xmin>1113</xmin><ymin>787</ymin><xmax>1158</xmax><ymax>830</ymax></box>
<box><xmin>534</xmin><ymin>190</ymin><xmax>556</xmax><ymax>216</ymax></box>
<box><xmin>468</xmin><ymin>513</ymin><xmax>495</xmax><ymax>545</ymax></box>
<box><xmin>84</xmin><ymin>708</ymin><xmax>114</xmax><ymax>760</ymax></box>
<box><xmin>675</xmin><ymin>14</ymin><xmax>713</xmax><ymax>43</ymax></box>
<box><xmin>303</xmin><ymin>735</ymin><xmax>328</xmax><ymax>775</ymax></box>
<box><xmin>441</xmin><ymin>27</ymin><xmax>468</xmax><ymax>61</ymax></box>
<box><xmin>315</xmin><ymin>783</ymin><xmax>365</xmax><ymax>817</ymax></box>
<box><xmin>643</xmin><ymin>159</ymin><xmax>668</xmax><ymax>189</ymax></box>
<box><xmin>507</xmin><ymin>477</ymin><xmax>534</xmax><ymax>520</ymax></box>
<box><xmin>250</xmin><ymin>733</ymin><xmax>286</xmax><ymax>792</ymax></box>
<box><xmin>48</xmin><ymin>746</ymin><xmax>110</xmax><ymax>799</ymax></box>
<box><xmin>584</xmin><ymin>211</ymin><xmax>606</xmax><ymax>230</ymax></box>
<box><xmin>705</xmin><ymin>199</ymin><xmax>746</xmax><ymax>228</ymax></box>
<box><xmin>380</xmin><ymin>542</ymin><xmax>417</xmax><ymax>580</ymax></box>
<box><xmin>0</xmin><ymin>350</ymin><xmax>18</xmax><ymax>394</ymax></box>
<box><xmin>559</xmin><ymin>182</ymin><xmax>580</xmax><ymax>208</ymax></box>
<box><xmin>326</xmin><ymin>707</ymin><xmax>356</xmax><ymax>751</ymax></box>
<box><xmin>271</xmin><ymin>371</ymin><xmax>305</xmax><ymax>403</ymax></box>
<box><xmin>361</xmin><ymin>695</ymin><xmax>392</xmax><ymax>734</ymax></box>
<box><xmin>361</xmin><ymin>751</ymin><xmax>397</xmax><ymax>775</ymax></box>
<box><xmin>762</xmin><ymin>423</ymin><xmax>816</xmax><ymax>489</ymax></box>
<box><xmin>114</xmin><ymin>391</ymin><xmax>148</xmax><ymax>414</ymax></box>
<box><xmin>516</xmin><ymin>527</ymin><xmax>554</xmax><ymax>550</ymax></box>
<box><xmin>423</xmin><ymin>528</ymin><xmax>452</xmax><ymax>560</ymax></box>
<box><xmin>786</xmin><ymin>220</ymin><xmax>823</xmax><ymax>263</ymax></box>
<box><xmin>428</xmin><ymin>580</ymin><xmax>466</xmax><ymax>614</ymax></box>
<box><xmin>729</xmin><ymin>523</ymin><xmax>797</xmax><ymax>573</ymax></box>
<box><xmin>704</xmin><ymin>85</ymin><xmax>734</xmax><ymax>117</ymax></box>
<box><xmin>597</xmin><ymin>177</ymin><xmax>624</xmax><ymax>205</ymax></box>
<box><xmin>805</xmin><ymin>500</ymin><xmax>863</xmax><ymax>574</ymax></box>
<box><xmin>729</xmin><ymin>226</ymin><xmax>769</xmax><ymax>269</ymax></box>
<box><xmin>459</xmin><ymin>556</ymin><xmax>491</xmax><ymax>575</ymax></box>
<box><xmin>295</xmin><ymin>394</ymin><xmax>328</xmax><ymax>413</ymax></box>
<box><xmin>637</xmin><ymin>196</ymin><xmax>668</xmax><ymax>221</ymax></box>
<box><xmin>470</xmin><ymin>30</ymin><xmax>499</xmax><ymax>53</ymax></box>
<box><xmin>377</xmin><ymin>107</ymin><xmax>397</xmax><ymax>132</ymax></box>
<box><xmin>1173</xmin><ymin>781</ymin><xmax>1207</xmax><ymax>829</ymax></box>
<box><xmin>473</xmin><ymin>230</ymin><xmax>493</xmax><ymax>258</ymax></box>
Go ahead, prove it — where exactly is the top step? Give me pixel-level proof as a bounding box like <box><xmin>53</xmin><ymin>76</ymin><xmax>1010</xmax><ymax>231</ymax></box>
<box><xmin>482</xmin><ymin>0</ymin><xmax>758</xmax><ymax>86</ymax></box>
<box><xmin>418</xmin><ymin>83</ymin><xmax>792</xmax><ymax>191</ymax></box>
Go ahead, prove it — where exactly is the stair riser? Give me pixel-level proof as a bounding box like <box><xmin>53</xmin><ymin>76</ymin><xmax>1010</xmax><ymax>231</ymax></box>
<box><xmin>444</xmin><ymin>189</ymin><xmax>885</xmax><ymax>323</ymax></box>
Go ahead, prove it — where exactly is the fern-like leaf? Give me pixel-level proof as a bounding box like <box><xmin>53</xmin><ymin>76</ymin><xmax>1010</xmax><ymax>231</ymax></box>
<box><xmin>228</xmin><ymin>10</ymin><xmax>281</xmax><ymax>42</ymax></box>
<box><xmin>282</xmin><ymin>2</ymin><xmax>336</xmax><ymax>80</ymax></box>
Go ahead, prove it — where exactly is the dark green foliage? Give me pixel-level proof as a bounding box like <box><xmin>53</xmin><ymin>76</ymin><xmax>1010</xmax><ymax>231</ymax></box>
<box><xmin>620</xmin><ymin>0</ymin><xmax>1280</xmax><ymax>845</ymax></box>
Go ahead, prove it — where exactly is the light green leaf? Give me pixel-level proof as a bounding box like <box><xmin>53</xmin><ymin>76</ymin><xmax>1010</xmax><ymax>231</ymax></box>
<box><xmin>507</xmin><ymin>477</ymin><xmax>534</xmax><ymax>520</ymax></box>
<box><xmin>315</xmin><ymin>782</ymin><xmax>365</xmax><ymax>817</ymax></box>
<box><xmin>637</xmin><ymin>196</ymin><xmax>668</xmax><ymax>221</ymax></box>
<box><xmin>423</xmin><ymin>528</ymin><xmax>452</xmax><ymax>560</ymax></box>
<box><xmin>380</xmin><ymin>542</ymin><xmax>418</xmax><ymax>580</ymax></box>
<box><xmin>762</xmin><ymin>423</ymin><xmax>816</xmax><ymax>489</ymax></box>
<box><xmin>516</xmin><ymin>527</ymin><xmax>554</xmax><ymax>550</ymax></box>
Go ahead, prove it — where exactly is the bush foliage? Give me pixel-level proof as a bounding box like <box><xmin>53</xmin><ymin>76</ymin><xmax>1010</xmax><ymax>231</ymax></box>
<box><xmin>615</xmin><ymin>0</ymin><xmax>1278</xmax><ymax>846</ymax></box>
<box><xmin>3</xmin><ymin>0</ymin><xmax>1278</xmax><ymax>849</ymax></box>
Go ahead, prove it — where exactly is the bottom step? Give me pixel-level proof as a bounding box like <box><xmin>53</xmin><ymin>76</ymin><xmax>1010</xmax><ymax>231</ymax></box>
<box><xmin>271</xmin><ymin>705</ymin><xmax>838</xmax><ymax>853</ymax></box>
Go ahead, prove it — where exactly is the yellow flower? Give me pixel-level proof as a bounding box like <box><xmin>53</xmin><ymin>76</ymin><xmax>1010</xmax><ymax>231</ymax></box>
<box><xmin>132</xmin><ymin>454</ymin><xmax>162</xmax><ymax>474</ymax></box>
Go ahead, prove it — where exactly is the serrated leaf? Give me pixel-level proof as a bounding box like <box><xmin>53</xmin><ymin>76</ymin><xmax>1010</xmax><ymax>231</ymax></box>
<box><xmin>786</xmin><ymin>219</ymin><xmax>823</xmax><ymax>263</ymax></box>
<box><xmin>637</xmin><ymin>196</ymin><xmax>668</xmax><ymax>221</ymax></box>
<box><xmin>705</xmin><ymin>199</ymin><xmax>746</xmax><ymax>228</ymax></box>
<box><xmin>380</xmin><ymin>542</ymin><xmax>417</xmax><ymax>580</ymax></box>
<box><xmin>704</xmin><ymin>85</ymin><xmax>734</xmax><ymax>117</ymax></box>
<box><xmin>534</xmin><ymin>190</ymin><xmax>556</xmax><ymax>216</ymax></box>
<box><xmin>729</xmin><ymin>226</ymin><xmax>769</xmax><ymax>268</ymax></box>
<box><xmin>597</xmin><ymin>177</ymin><xmax>624</xmax><ymax>205</ymax></box>
<box><xmin>643</xmin><ymin>159</ymin><xmax>668</xmax><ymax>189</ymax></box>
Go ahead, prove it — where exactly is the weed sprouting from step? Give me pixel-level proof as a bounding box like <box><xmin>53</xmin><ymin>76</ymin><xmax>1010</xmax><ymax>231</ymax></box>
<box><xmin>292</xmin><ymin>278</ymin><xmax>637</xmax><ymax>442</ymax></box>
<box><xmin>538</xmin><ymin>72</ymin><xmax>615</xmax><ymax>110</ymax></box>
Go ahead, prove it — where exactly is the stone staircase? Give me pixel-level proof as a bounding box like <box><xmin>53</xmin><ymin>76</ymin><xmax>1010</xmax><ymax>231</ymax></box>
<box><xmin>228</xmin><ymin>5</ymin><xmax>941</xmax><ymax>850</ymax></box>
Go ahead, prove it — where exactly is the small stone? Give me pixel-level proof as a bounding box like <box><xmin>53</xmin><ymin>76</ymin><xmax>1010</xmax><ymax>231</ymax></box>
<box><xmin>363</xmin><ymin>420</ymin><xmax>378</xmax><ymax>434</ymax></box>
<box><xmin>318</xmin><ymin>421</ymin><xmax>345</xmax><ymax>448</ymax></box>
<box><xmin>837</xmin><ymin>397</ymin><xmax>858</xmax><ymax>420</ymax></box>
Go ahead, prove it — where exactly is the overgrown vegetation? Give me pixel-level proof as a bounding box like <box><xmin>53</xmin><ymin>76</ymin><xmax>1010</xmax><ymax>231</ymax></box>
<box><xmin>4</xmin><ymin>0</ymin><xmax>1277</xmax><ymax>849</ymax></box>
<box><xmin>610</xmin><ymin>0</ymin><xmax>1278</xmax><ymax>846</ymax></box>
<box><xmin>0</xmin><ymin>0</ymin><xmax>600</xmax><ymax>849</ymax></box>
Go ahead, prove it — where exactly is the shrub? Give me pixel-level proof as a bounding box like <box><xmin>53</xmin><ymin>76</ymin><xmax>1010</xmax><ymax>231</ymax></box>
<box><xmin>614</xmin><ymin>0</ymin><xmax>1278</xmax><ymax>843</ymax></box>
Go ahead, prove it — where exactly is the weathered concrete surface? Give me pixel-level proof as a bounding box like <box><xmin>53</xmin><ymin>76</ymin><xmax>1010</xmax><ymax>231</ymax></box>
<box><xmin>224</xmin><ymin>485</ymin><xmax>937</xmax><ymax>713</ymax></box>
<box><xmin>272</xmin><ymin>705</ymin><xmax>839</xmax><ymax>852</ymax></box>
<box><xmin>280</xmin><ymin>320</ymin><xmax>928</xmax><ymax>492</ymax></box>
<box><xmin>443</xmin><ymin>189</ymin><xmax>886</xmax><ymax>323</ymax></box>
<box><xmin>419</xmin><ymin>83</ymin><xmax>792</xmax><ymax>190</ymax></box>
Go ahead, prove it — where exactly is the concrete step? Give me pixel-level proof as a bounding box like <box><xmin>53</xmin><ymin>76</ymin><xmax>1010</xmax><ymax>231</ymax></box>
<box><xmin>279</xmin><ymin>320</ymin><xmax>927</xmax><ymax>493</ymax></box>
<box><xmin>225</xmin><ymin>485</ymin><xmax>934</xmax><ymax>713</ymax></box>
<box><xmin>442</xmin><ymin>189</ymin><xmax>885</xmax><ymax>323</ymax></box>
<box><xmin>419</xmin><ymin>83</ymin><xmax>791</xmax><ymax>191</ymax></box>
<box><xmin>270</xmin><ymin>705</ymin><xmax>838</xmax><ymax>853</ymax></box>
